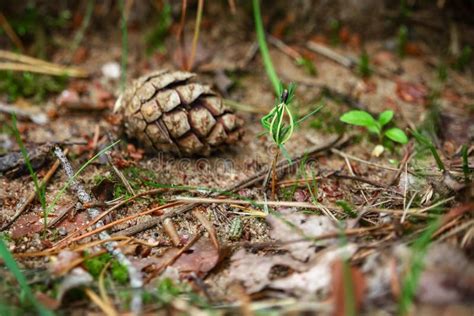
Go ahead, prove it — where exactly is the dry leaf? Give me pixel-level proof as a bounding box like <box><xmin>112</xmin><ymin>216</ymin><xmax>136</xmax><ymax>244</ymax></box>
<box><xmin>395</xmin><ymin>80</ymin><xmax>428</xmax><ymax>105</ymax></box>
<box><xmin>267</xmin><ymin>209</ymin><xmax>337</xmax><ymax>262</ymax></box>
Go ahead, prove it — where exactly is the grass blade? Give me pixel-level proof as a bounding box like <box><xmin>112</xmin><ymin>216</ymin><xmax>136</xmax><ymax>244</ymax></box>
<box><xmin>47</xmin><ymin>140</ymin><xmax>120</xmax><ymax>218</ymax></box>
<box><xmin>119</xmin><ymin>0</ymin><xmax>128</xmax><ymax>92</ymax></box>
<box><xmin>0</xmin><ymin>238</ymin><xmax>54</xmax><ymax>316</ymax></box>
<box><xmin>462</xmin><ymin>144</ymin><xmax>470</xmax><ymax>182</ymax></box>
<box><xmin>252</xmin><ymin>0</ymin><xmax>281</xmax><ymax>94</ymax></box>
<box><xmin>412</xmin><ymin>129</ymin><xmax>445</xmax><ymax>171</ymax></box>
<box><xmin>10</xmin><ymin>114</ymin><xmax>47</xmax><ymax>214</ymax></box>
<box><xmin>398</xmin><ymin>218</ymin><xmax>441</xmax><ymax>315</ymax></box>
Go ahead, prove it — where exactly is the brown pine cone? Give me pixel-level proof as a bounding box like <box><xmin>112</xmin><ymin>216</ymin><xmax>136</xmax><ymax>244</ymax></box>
<box><xmin>115</xmin><ymin>70</ymin><xmax>244</xmax><ymax>156</ymax></box>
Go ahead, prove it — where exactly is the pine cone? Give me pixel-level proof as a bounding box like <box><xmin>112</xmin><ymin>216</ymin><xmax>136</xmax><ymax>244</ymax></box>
<box><xmin>115</xmin><ymin>70</ymin><xmax>244</xmax><ymax>156</ymax></box>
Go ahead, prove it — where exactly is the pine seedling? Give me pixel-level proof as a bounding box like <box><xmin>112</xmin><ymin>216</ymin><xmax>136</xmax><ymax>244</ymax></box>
<box><xmin>261</xmin><ymin>83</ymin><xmax>322</xmax><ymax>198</ymax></box>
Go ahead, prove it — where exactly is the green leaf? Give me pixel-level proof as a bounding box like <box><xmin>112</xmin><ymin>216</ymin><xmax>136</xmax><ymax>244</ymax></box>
<box><xmin>385</xmin><ymin>128</ymin><xmax>408</xmax><ymax>144</ymax></box>
<box><xmin>378</xmin><ymin>110</ymin><xmax>394</xmax><ymax>126</ymax></box>
<box><xmin>367</xmin><ymin>125</ymin><xmax>381</xmax><ymax>135</ymax></box>
<box><xmin>340</xmin><ymin>111</ymin><xmax>377</xmax><ymax>129</ymax></box>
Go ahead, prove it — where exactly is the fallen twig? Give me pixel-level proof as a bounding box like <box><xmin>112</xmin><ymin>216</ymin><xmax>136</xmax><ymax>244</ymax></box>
<box><xmin>0</xmin><ymin>102</ymin><xmax>48</xmax><ymax>125</ymax></box>
<box><xmin>53</xmin><ymin>146</ymin><xmax>143</xmax><ymax>315</ymax></box>
<box><xmin>113</xmin><ymin>135</ymin><xmax>348</xmax><ymax>236</ymax></box>
<box><xmin>0</xmin><ymin>49</ymin><xmax>88</xmax><ymax>77</ymax></box>
<box><xmin>306</xmin><ymin>41</ymin><xmax>395</xmax><ymax>78</ymax></box>
<box><xmin>106</xmin><ymin>151</ymin><xmax>135</xmax><ymax>195</ymax></box>
<box><xmin>1</xmin><ymin>149</ymin><xmax>67</xmax><ymax>231</ymax></box>
<box><xmin>146</xmin><ymin>231</ymin><xmax>202</xmax><ymax>282</ymax></box>
<box><xmin>0</xmin><ymin>12</ymin><xmax>24</xmax><ymax>51</ymax></box>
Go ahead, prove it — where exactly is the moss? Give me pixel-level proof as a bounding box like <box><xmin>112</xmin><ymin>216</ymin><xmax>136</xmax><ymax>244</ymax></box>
<box><xmin>0</xmin><ymin>71</ymin><xmax>68</xmax><ymax>103</ymax></box>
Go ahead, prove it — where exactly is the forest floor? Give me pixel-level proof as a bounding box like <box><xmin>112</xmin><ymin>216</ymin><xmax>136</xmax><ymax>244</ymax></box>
<box><xmin>0</xmin><ymin>2</ymin><xmax>473</xmax><ymax>315</ymax></box>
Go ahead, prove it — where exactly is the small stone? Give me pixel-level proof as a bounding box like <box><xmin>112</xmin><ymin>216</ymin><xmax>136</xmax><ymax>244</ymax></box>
<box><xmin>101</xmin><ymin>62</ymin><xmax>121</xmax><ymax>79</ymax></box>
<box><xmin>58</xmin><ymin>227</ymin><xmax>68</xmax><ymax>236</ymax></box>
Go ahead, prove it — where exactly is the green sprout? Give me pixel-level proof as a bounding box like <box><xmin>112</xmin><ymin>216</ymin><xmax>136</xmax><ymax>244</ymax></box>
<box><xmin>357</xmin><ymin>51</ymin><xmax>372</xmax><ymax>78</ymax></box>
<box><xmin>261</xmin><ymin>84</ymin><xmax>296</xmax><ymax>149</ymax></box>
<box><xmin>397</xmin><ymin>25</ymin><xmax>408</xmax><ymax>58</ymax></box>
<box><xmin>340</xmin><ymin>110</ymin><xmax>408</xmax><ymax>145</ymax></box>
<box><xmin>454</xmin><ymin>45</ymin><xmax>472</xmax><ymax>71</ymax></box>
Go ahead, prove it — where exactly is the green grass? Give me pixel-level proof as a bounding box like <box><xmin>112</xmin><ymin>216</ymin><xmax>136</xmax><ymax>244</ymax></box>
<box><xmin>462</xmin><ymin>145</ymin><xmax>470</xmax><ymax>182</ymax></box>
<box><xmin>0</xmin><ymin>238</ymin><xmax>54</xmax><ymax>316</ymax></box>
<box><xmin>10</xmin><ymin>114</ymin><xmax>47</xmax><ymax>219</ymax></box>
<box><xmin>357</xmin><ymin>51</ymin><xmax>372</xmax><ymax>78</ymax></box>
<box><xmin>145</xmin><ymin>1</ymin><xmax>172</xmax><ymax>54</ymax></box>
<box><xmin>397</xmin><ymin>25</ymin><xmax>408</xmax><ymax>58</ymax></box>
<box><xmin>119</xmin><ymin>0</ymin><xmax>128</xmax><ymax>91</ymax></box>
<box><xmin>46</xmin><ymin>140</ymin><xmax>120</xmax><ymax>224</ymax></box>
<box><xmin>0</xmin><ymin>71</ymin><xmax>68</xmax><ymax>102</ymax></box>
<box><xmin>252</xmin><ymin>0</ymin><xmax>281</xmax><ymax>94</ymax></box>
<box><xmin>70</xmin><ymin>0</ymin><xmax>94</xmax><ymax>54</ymax></box>
<box><xmin>411</xmin><ymin>129</ymin><xmax>445</xmax><ymax>171</ymax></box>
<box><xmin>398</xmin><ymin>217</ymin><xmax>442</xmax><ymax>315</ymax></box>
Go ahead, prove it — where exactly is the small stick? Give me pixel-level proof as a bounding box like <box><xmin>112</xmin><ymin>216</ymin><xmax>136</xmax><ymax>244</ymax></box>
<box><xmin>192</xmin><ymin>207</ymin><xmax>220</xmax><ymax>250</ymax></box>
<box><xmin>268</xmin><ymin>35</ymin><xmax>303</xmax><ymax>61</ymax></box>
<box><xmin>177</xmin><ymin>0</ymin><xmax>188</xmax><ymax>70</ymax></box>
<box><xmin>53</xmin><ymin>188</ymin><xmax>168</xmax><ymax>247</ymax></box>
<box><xmin>174</xmin><ymin>196</ymin><xmax>331</xmax><ymax>210</ymax></box>
<box><xmin>0</xmin><ymin>62</ymin><xmax>88</xmax><ymax>78</ymax></box>
<box><xmin>187</xmin><ymin>0</ymin><xmax>204</xmax><ymax>71</ymax></box>
<box><xmin>106</xmin><ymin>152</ymin><xmax>135</xmax><ymax>195</ymax></box>
<box><xmin>271</xmin><ymin>149</ymin><xmax>280</xmax><ymax>200</ymax></box>
<box><xmin>331</xmin><ymin>171</ymin><xmax>386</xmax><ymax>188</ymax></box>
<box><xmin>0</xmin><ymin>12</ymin><xmax>24</xmax><ymax>51</ymax></box>
<box><xmin>113</xmin><ymin>135</ymin><xmax>348</xmax><ymax>236</ymax></box>
<box><xmin>240</xmin><ymin>224</ymin><xmax>393</xmax><ymax>250</ymax></box>
<box><xmin>1</xmin><ymin>149</ymin><xmax>67</xmax><ymax>231</ymax></box>
<box><xmin>386</xmin><ymin>143</ymin><xmax>414</xmax><ymax>187</ymax></box>
<box><xmin>53</xmin><ymin>146</ymin><xmax>143</xmax><ymax>315</ymax></box>
<box><xmin>331</xmin><ymin>148</ymin><xmax>399</xmax><ymax>171</ymax></box>
<box><xmin>306</xmin><ymin>41</ymin><xmax>394</xmax><ymax>78</ymax></box>
<box><xmin>47</xmin><ymin>202</ymin><xmax>76</xmax><ymax>228</ymax></box>
<box><xmin>306</xmin><ymin>41</ymin><xmax>355</xmax><ymax>69</ymax></box>
<box><xmin>146</xmin><ymin>232</ymin><xmax>202</xmax><ymax>282</ymax></box>
<box><xmin>163</xmin><ymin>218</ymin><xmax>181</xmax><ymax>246</ymax></box>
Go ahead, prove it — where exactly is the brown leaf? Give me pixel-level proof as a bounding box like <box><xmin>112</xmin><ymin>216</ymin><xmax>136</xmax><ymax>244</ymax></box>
<box><xmin>137</xmin><ymin>237</ymin><xmax>220</xmax><ymax>278</ymax></box>
<box><xmin>10</xmin><ymin>213</ymin><xmax>43</xmax><ymax>239</ymax></box>
<box><xmin>266</xmin><ymin>210</ymin><xmax>337</xmax><ymax>261</ymax></box>
<box><xmin>395</xmin><ymin>80</ymin><xmax>428</xmax><ymax>105</ymax></box>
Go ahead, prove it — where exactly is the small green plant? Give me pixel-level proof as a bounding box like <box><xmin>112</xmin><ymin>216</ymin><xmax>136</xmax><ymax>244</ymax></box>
<box><xmin>329</xmin><ymin>18</ymin><xmax>341</xmax><ymax>46</ymax></box>
<box><xmin>454</xmin><ymin>45</ymin><xmax>472</xmax><ymax>71</ymax></box>
<box><xmin>47</xmin><ymin>140</ymin><xmax>120</xmax><ymax>224</ymax></box>
<box><xmin>437</xmin><ymin>63</ymin><xmax>448</xmax><ymax>82</ymax></box>
<box><xmin>119</xmin><ymin>0</ymin><xmax>128</xmax><ymax>91</ymax></box>
<box><xmin>0</xmin><ymin>237</ymin><xmax>54</xmax><ymax>316</ymax></box>
<box><xmin>398</xmin><ymin>216</ymin><xmax>443</xmax><ymax>315</ymax></box>
<box><xmin>83</xmin><ymin>253</ymin><xmax>129</xmax><ymax>285</ymax></box>
<box><xmin>253</xmin><ymin>0</ymin><xmax>322</xmax><ymax>199</ymax></box>
<box><xmin>340</xmin><ymin>110</ymin><xmax>408</xmax><ymax>145</ymax></box>
<box><xmin>411</xmin><ymin>129</ymin><xmax>445</xmax><ymax>171</ymax></box>
<box><xmin>296</xmin><ymin>57</ymin><xmax>317</xmax><ymax>76</ymax></box>
<box><xmin>336</xmin><ymin>200</ymin><xmax>357</xmax><ymax>218</ymax></box>
<box><xmin>145</xmin><ymin>1</ymin><xmax>172</xmax><ymax>54</ymax></box>
<box><xmin>0</xmin><ymin>71</ymin><xmax>68</xmax><ymax>102</ymax></box>
<box><xmin>357</xmin><ymin>51</ymin><xmax>372</xmax><ymax>78</ymax></box>
<box><xmin>397</xmin><ymin>25</ymin><xmax>408</xmax><ymax>58</ymax></box>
